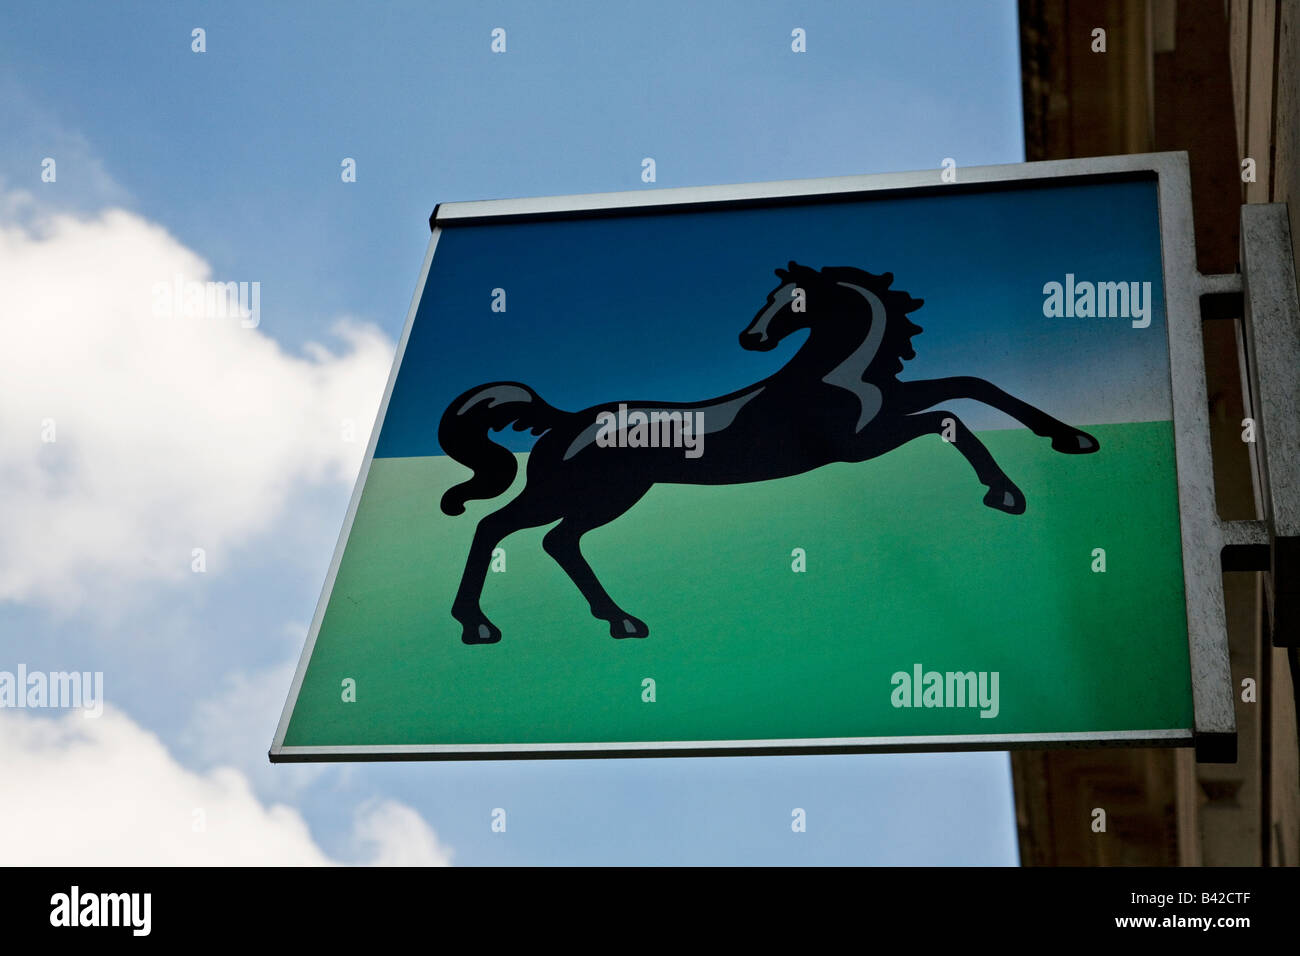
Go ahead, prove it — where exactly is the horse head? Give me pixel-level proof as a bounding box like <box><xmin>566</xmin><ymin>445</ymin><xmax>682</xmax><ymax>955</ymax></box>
<box><xmin>741</xmin><ymin>262</ymin><xmax>925</xmax><ymax>379</ymax></box>
<box><xmin>739</xmin><ymin>262</ymin><xmax>823</xmax><ymax>351</ymax></box>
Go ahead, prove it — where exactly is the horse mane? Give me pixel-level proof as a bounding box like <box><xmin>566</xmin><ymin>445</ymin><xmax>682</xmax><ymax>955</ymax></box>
<box><xmin>778</xmin><ymin>262</ymin><xmax>924</xmax><ymax>373</ymax></box>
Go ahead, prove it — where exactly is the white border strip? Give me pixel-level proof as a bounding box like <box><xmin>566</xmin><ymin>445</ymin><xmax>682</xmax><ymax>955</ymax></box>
<box><xmin>272</xmin><ymin>729</ymin><xmax>1192</xmax><ymax>762</ymax></box>
<box><xmin>434</xmin><ymin>153</ymin><xmax>1181</xmax><ymax>222</ymax></box>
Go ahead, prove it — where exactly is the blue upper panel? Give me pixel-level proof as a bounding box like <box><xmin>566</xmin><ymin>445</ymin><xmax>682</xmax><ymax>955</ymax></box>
<box><xmin>375</xmin><ymin>178</ymin><xmax>1168</xmax><ymax>458</ymax></box>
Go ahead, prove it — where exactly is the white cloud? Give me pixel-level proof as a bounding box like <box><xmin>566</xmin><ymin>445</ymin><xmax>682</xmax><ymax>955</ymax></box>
<box><xmin>0</xmin><ymin>201</ymin><xmax>393</xmax><ymax>607</ymax></box>
<box><xmin>351</xmin><ymin>799</ymin><xmax>455</xmax><ymax>867</ymax></box>
<box><xmin>180</xmin><ymin>624</ymin><xmax>331</xmax><ymax>799</ymax></box>
<box><xmin>0</xmin><ymin>707</ymin><xmax>451</xmax><ymax>866</ymax></box>
<box><xmin>0</xmin><ymin>80</ymin><xmax>132</xmax><ymax>215</ymax></box>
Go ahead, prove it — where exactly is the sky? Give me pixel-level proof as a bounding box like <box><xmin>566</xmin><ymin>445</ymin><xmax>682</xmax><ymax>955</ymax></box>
<box><xmin>0</xmin><ymin>0</ymin><xmax>1026</xmax><ymax>865</ymax></box>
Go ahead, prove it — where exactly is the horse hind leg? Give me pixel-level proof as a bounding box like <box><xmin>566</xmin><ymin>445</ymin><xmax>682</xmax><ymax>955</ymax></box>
<box><xmin>541</xmin><ymin>487</ymin><xmax>652</xmax><ymax>639</ymax></box>
<box><xmin>452</xmin><ymin>492</ymin><xmax>557</xmax><ymax>644</ymax></box>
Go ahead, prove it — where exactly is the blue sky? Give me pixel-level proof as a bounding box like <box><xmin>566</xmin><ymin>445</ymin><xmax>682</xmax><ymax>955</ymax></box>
<box><xmin>0</xmin><ymin>0</ymin><xmax>1026</xmax><ymax>864</ymax></box>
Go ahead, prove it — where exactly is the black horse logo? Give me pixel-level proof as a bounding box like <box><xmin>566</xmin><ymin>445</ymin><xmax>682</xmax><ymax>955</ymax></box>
<box><xmin>439</xmin><ymin>262</ymin><xmax>1099</xmax><ymax>644</ymax></box>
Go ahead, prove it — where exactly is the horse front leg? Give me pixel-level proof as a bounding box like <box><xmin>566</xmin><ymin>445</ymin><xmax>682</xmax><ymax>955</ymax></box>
<box><xmin>866</xmin><ymin>410</ymin><xmax>1025</xmax><ymax>514</ymax></box>
<box><xmin>897</xmin><ymin>376</ymin><xmax>1099</xmax><ymax>454</ymax></box>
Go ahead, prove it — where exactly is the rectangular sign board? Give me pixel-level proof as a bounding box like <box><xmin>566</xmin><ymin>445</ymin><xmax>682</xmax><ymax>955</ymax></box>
<box><xmin>272</xmin><ymin>152</ymin><xmax>1236</xmax><ymax>762</ymax></box>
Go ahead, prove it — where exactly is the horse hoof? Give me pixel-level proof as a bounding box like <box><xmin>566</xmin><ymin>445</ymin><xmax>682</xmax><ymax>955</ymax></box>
<box><xmin>610</xmin><ymin>615</ymin><xmax>649</xmax><ymax>639</ymax></box>
<box><xmin>983</xmin><ymin>482</ymin><xmax>1026</xmax><ymax>515</ymax></box>
<box><xmin>460</xmin><ymin>619</ymin><xmax>502</xmax><ymax>645</ymax></box>
<box><xmin>1052</xmin><ymin>429</ymin><xmax>1099</xmax><ymax>454</ymax></box>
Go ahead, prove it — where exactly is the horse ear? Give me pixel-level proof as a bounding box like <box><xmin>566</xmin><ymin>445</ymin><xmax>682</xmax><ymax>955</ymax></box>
<box><xmin>774</xmin><ymin>268</ymin><xmax>789</xmax><ymax>280</ymax></box>
<box><xmin>787</xmin><ymin>260</ymin><xmax>799</xmax><ymax>271</ymax></box>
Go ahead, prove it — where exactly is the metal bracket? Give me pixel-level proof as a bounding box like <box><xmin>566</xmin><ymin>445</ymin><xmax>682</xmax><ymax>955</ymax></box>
<box><xmin>1206</xmin><ymin>204</ymin><xmax>1300</xmax><ymax>649</ymax></box>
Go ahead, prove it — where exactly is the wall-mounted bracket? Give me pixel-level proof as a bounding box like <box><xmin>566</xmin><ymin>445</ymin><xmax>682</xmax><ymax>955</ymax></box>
<box><xmin>1207</xmin><ymin>204</ymin><xmax>1300</xmax><ymax>649</ymax></box>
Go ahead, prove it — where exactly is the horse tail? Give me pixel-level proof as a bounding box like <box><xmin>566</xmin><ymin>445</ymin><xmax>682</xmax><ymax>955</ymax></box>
<box><xmin>439</xmin><ymin>382</ymin><xmax>563</xmax><ymax>516</ymax></box>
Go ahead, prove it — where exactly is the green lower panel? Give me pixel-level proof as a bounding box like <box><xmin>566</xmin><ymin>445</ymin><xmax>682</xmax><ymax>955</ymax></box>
<box><xmin>284</xmin><ymin>420</ymin><xmax>1192</xmax><ymax>747</ymax></box>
